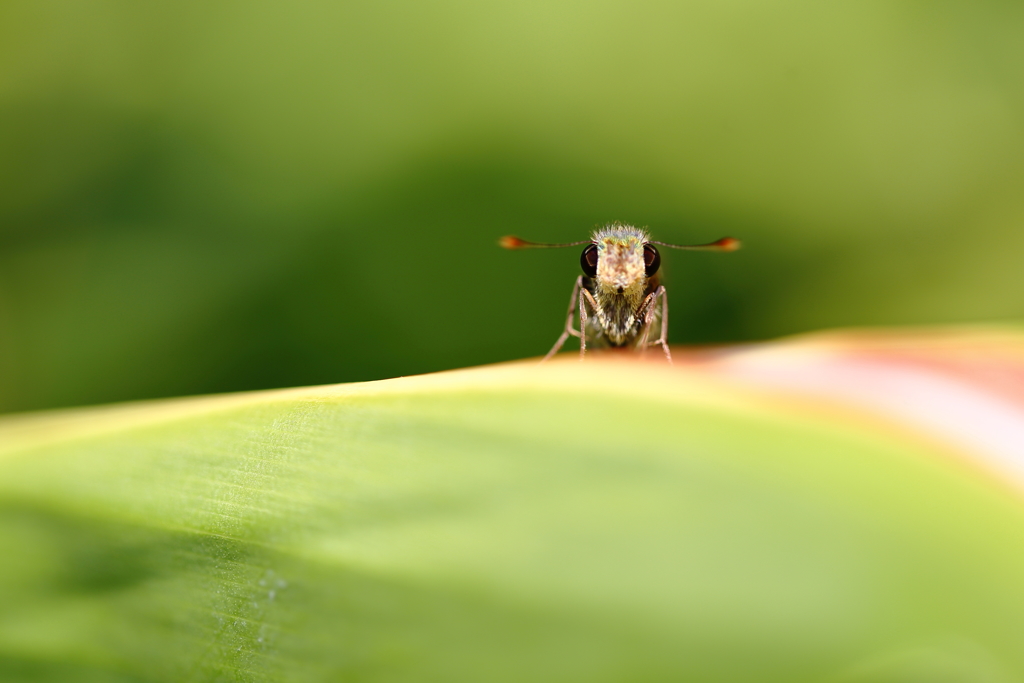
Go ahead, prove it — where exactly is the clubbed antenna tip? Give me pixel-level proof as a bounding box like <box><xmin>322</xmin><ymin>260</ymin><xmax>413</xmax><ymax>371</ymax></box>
<box><xmin>714</xmin><ymin>237</ymin><xmax>742</xmax><ymax>251</ymax></box>
<box><xmin>499</xmin><ymin>235</ymin><xmax>528</xmax><ymax>249</ymax></box>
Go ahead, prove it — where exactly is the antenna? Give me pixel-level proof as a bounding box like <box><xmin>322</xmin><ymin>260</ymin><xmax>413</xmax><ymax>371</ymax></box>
<box><xmin>648</xmin><ymin>237</ymin><xmax>741</xmax><ymax>252</ymax></box>
<box><xmin>499</xmin><ymin>236</ymin><xmax>592</xmax><ymax>249</ymax></box>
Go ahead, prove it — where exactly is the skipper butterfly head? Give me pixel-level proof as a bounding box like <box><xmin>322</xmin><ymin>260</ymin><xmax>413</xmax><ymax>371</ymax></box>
<box><xmin>499</xmin><ymin>223</ymin><xmax>742</xmax><ymax>362</ymax></box>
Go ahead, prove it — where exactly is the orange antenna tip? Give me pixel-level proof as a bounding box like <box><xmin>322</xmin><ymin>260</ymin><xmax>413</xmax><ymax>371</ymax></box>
<box><xmin>714</xmin><ymin>237</ymin><xmax>742</xmax><ymax>251</ymax></box>
<box><xmin>499</xmin><ymin>235</ymin><xmax>528</xmax><ymax>249</ymax></box>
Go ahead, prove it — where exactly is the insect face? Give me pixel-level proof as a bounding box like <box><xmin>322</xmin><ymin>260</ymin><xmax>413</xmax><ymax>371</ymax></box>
<box><xmin>592</xmin><ymin>230</ymin><xmax>648</xmax><ymax>297</ymax></box>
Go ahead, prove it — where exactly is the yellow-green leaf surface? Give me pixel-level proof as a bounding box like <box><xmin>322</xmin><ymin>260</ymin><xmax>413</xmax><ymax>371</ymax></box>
<box><xmin>2</xmin><ymin>330</ymin><xmax>1024</xmax><ymax>682</ymax></box>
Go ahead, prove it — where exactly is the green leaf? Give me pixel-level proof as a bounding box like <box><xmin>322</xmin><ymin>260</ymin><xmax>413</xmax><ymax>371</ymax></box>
<box><xmin>2</xmin><ymin>341</ymin><xmax>1024</xmax><ymax>682</ymax></box>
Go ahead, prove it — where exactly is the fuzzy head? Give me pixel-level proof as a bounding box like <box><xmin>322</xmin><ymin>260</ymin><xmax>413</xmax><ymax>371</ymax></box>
<box><xmin>590</xmin><ymin>224</ymin><xmax>650</xmax><ymax>296</ymax></box>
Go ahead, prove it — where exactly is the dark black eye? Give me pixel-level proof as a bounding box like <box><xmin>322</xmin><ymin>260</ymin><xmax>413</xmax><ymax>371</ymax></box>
<box><xmin>643</xmin><ymin>244</ymin><xmax>661</xmax><ymax>277</ymax></box>
<box><xmin>580</xmin><ymin>244</ymin><xmax>598</xmax><ymax>277</ymax></box>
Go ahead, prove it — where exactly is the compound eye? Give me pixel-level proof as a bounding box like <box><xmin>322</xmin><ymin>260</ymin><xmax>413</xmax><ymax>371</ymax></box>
<box><xmin>580</xmin><ymin>244</ymin><xmax>599</xmax><ymax>277</ymax></box>
<box><xmin>643</xmin><ymin>244</ymin><xmax>661</xmax><ymax>277</ymax></box>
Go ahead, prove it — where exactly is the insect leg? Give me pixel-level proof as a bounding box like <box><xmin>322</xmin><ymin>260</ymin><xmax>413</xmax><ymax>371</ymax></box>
<box><xmin>543</xmin><ymin>276</ymin><xmax>583</xmax><ymax>361</ymax></box>
<box><xmin>578</xmin><ymin>286</ymin><xmax>588</xmax><ymax>360</ymax></box>
<box><xmin>635</xmin><ymin>291</ymin><xmax>658</xmax><ymax>352</ymax></box>
<box><xmin>637</xmin><ymin>286</ymin><xmax>672</xmax><ymax>364</ymax></box>
<box><xmin>651</xmin><ymin>286</ymin><xmax>672</xmax><ymax>363</ymax></box>
<box><xmin>577</xmin><ymin>288</ymin><xmax>600</xmax><ymax>360</ymax></box>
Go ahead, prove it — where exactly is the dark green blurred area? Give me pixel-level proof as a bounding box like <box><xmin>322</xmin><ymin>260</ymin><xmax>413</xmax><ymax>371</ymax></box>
<box><xmin>2</xmin><ymin>2</ymin><xmax>1023</xmax><ymax>413</ymax></box>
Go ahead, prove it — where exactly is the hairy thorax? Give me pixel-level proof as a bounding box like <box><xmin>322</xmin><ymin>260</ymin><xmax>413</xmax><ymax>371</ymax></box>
<box><xmin>586</xmin><ymin>278</ymin><xmax>643</xmax><ymax>345</ymax></box>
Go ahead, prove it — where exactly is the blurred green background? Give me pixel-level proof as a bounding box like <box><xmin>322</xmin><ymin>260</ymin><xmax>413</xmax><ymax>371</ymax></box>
<box><xmin>2</xmin><ymin>1</ymin><xmax>1023</xmax><ymax>413</ymax></box>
